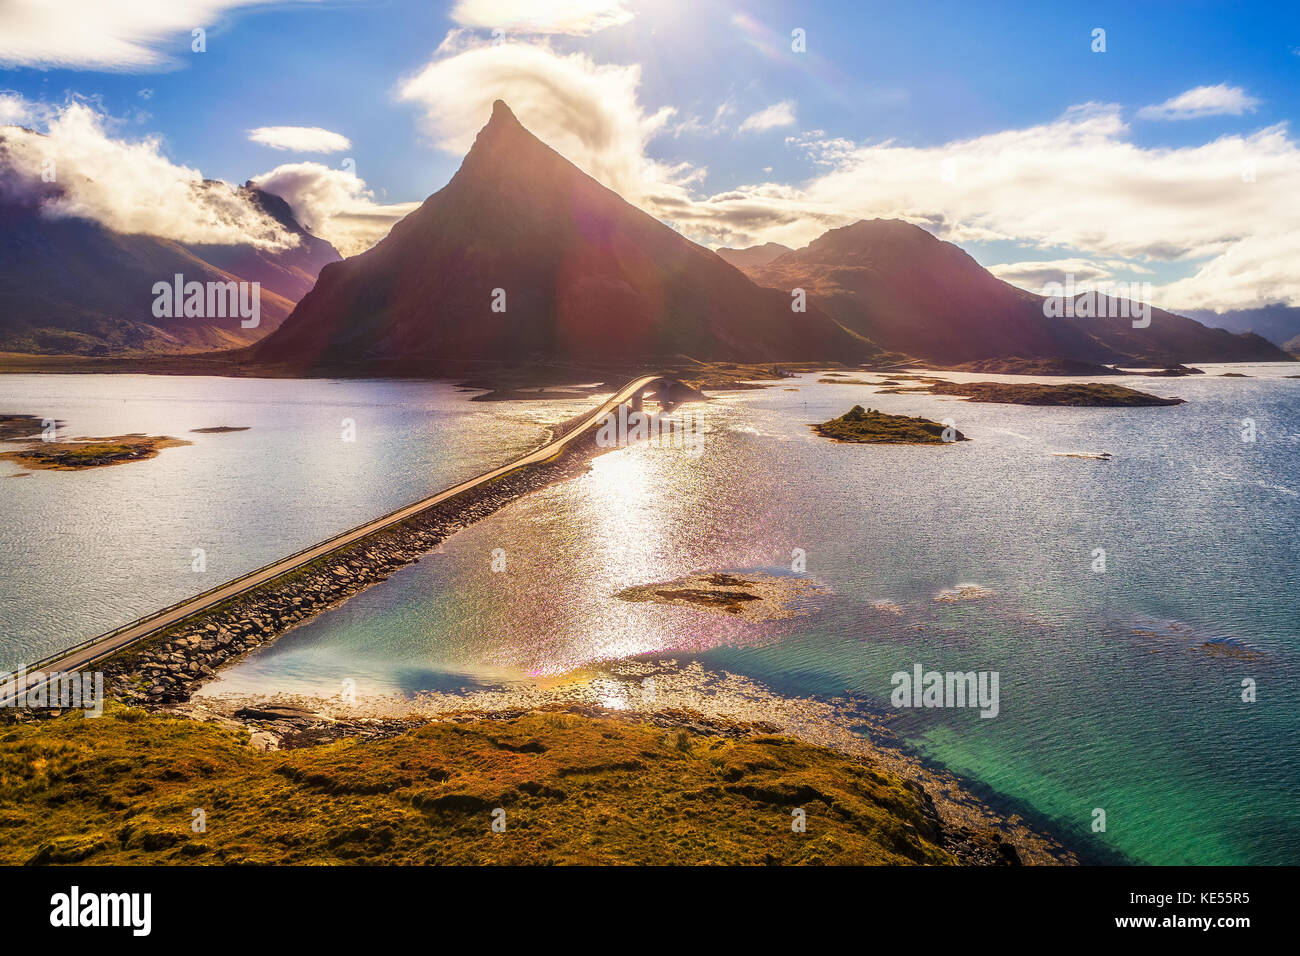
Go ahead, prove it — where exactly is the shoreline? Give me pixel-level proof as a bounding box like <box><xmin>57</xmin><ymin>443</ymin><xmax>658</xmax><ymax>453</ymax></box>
<box><xmin>0</xmin><ymin>350</ymin><xmax>824</xmax><ymax>391</ymax></box>
<box><xmin>177</xmin><ymin>670</ymin><xmax>1083</xmax><ymax>866</ymax></box>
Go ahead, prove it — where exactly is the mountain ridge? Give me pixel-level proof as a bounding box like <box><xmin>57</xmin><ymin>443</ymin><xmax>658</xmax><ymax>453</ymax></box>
<box><xmin>0</xmin><ymin>153</ymin><xmax>341</xmax><ymax>355</ymax></box>
<box><xmin>737</xmin><ymin>219</ymin><xmax>1291</xmax><ymax>366</ymax></box>
<box><xmin>2</xmin><ymin>104</ymin><xmax>1289</xmax><ymax>369</ymax></box>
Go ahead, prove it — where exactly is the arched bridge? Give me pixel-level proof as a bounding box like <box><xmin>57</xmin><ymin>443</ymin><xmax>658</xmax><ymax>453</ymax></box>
<box><xmin>627</xmin><ymin>376</ymin><xmax>696</xmax><ymax>412</ymax></box>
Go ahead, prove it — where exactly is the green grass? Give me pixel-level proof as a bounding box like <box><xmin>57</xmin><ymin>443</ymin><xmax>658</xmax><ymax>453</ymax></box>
<box><xmin>0</xmin><ymin>706</ymin><xmax>956</xmax><ymax>865</ymax></box>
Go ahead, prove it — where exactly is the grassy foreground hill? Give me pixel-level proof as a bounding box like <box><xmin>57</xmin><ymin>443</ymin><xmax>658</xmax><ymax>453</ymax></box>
<box><xmin>0</xmin><ymin>706</ymin><xmax>957</xmax><ymax>865</ymax></box>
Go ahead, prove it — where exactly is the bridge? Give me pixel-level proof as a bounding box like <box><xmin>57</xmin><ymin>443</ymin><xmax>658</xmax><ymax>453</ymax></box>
<box><xmin>1</xmin><ymin>373</ymin><xmax>687</xmax><ymax>705</ymax></box>
<box><xmin>627</xmin><ymin>377</ymin><xmax>694</xmax><ymax>412</ymax></box>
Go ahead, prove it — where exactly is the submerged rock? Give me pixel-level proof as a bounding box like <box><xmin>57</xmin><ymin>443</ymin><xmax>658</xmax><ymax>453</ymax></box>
<box><xmin>615</xmin><ymin>571</ymin><xmax>824</xmax><ymax>620</ymax></box>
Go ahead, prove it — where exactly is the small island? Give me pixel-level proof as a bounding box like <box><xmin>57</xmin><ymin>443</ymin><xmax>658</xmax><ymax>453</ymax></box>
<box><xmin>190</xmin><ymin>425</ymin><xmax>251</xmax><ymax>433</ymax></box>
<box><xmin>939</xmin><ymin>358</ymin><xmax>1123</xmax><ymax>376</ymax></box>
<box><xmin>814</xmin><ymin>405</ymin><xmax>967</xmax><ymax>444</ymax></box>
<box><xmin>1120</xmin><ymin>364</ymin><xmax>1204</xmax><ymax>377</ymax></box>
<box><xmin>904</xmin><ymin>381</ymin><xmax>1184</xmax><ymax>407</ymax></box>
<box><xmin>0</xmin><ymin>433</ymin><xmax>191</xmax><ymax>470</ymax></box>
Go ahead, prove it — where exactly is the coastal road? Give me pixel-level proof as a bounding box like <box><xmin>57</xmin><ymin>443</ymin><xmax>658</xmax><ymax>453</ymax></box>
<box><xmin>2</xmin><ymin>374</ymin><xmax>664</xmax><ymax>705</ymax></box>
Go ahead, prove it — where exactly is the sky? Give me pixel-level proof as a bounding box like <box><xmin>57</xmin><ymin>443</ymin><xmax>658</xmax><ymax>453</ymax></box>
<box><xmin>1</xmin><ymin>0</ymin><xmax>1298</xmax><ymax>312</ymax></box>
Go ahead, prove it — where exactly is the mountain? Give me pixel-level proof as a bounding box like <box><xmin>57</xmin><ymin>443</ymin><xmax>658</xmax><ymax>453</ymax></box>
<box><xmin>0</xmin><ymin>150</ymin><xmax>339</xmax><ymax>356</ymax></box>
<box><xmin>252</xmin><ymin>102</ymin><xmax>871</xmax><ymax>369</ymax></box>
<box><xmin>715</xmin><ymin>242</ymin><xmax>794</xmax><ymax>271</ymax></box>
<box><xmin>740</xmin><ymin>220</ymin><xmax>1292</xmax><ymax>366</ymax></box>
<box><xmin>1184</xmin><ymin>306</ymin><xmax>1300</xmax><ymax>350</ymax></box>
<box><xmin>184</xmin><ymin>185</ymin><xmax>341</xmax><ymax>305</ymax></box>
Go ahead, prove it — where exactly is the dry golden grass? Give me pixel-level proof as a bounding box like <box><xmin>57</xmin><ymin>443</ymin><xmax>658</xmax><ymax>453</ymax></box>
<box><xmin>0</xmin><ymin>706</ymin><xmax>955</xmax><ymax>865</ymax></box>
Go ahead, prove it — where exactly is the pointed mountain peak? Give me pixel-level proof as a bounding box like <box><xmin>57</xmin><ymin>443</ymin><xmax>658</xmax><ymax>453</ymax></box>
<box><xmin>462</xmin><ymin>99</ymin><xmax>538</xmax><ymax>165</ymax></box>
<box><xmin>489</xmin><ymin>99</ymin><xmax>520</xmax><ymax>125</ymax></box>
<box><xmin>253</xmin><ymin>92</ymin><xmax>872</xmax><ymax>368</ymax></box>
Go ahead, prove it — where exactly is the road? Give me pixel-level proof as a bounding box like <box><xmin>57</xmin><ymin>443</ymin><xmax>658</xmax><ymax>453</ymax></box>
<box><xmin>1</xmin><ymin>374</ymin><xmax>662</xmax><ymax>704</ymax></box>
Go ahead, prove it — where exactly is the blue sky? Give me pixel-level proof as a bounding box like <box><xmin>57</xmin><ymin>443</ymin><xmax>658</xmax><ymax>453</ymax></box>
<box><xmin>2</xmin><ymin>0</ymin><xmax>1298</xmax><ymax>310</ymax></box>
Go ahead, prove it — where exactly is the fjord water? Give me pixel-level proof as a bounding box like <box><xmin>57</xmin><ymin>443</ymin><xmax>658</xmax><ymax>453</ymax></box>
<box><xmin>0</xmin><ymin>374</ymin><xmax>553</xmax><ymax>666</ymax></box>
<box><xmin>5</xmin><ymin>369</ymin><xmax>1298</xmax><ymax>864</ymax></box>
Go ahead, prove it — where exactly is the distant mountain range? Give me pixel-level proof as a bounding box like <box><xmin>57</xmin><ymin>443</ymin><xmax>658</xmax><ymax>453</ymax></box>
<box><xmin>714</xmin><ymin>242</ymin><xmax>794</xmax><ymax>272</ymax></box>
<box><xmin>1183</xmin><ymin>306</ymin><xmax>1300</xmax><ymax>354</ymax></box>
<box><xmin>0</xmin><ymin>154</ymin><xmax>339</xmax><ymax>355</ymax></box>
<box><xmin>251</xmin><ymin>101</ymin><xmax>866</xmax><ymax>369</ymax></box>
<box><xmin>721</xmin><ymin>222</ymin><xmax>1291</xmax><ymax>366</ymax></box>
<box><xmin>2</xmin><ymin>102</ymin><xmax>1291</xmax><ymax>369</ymax></box>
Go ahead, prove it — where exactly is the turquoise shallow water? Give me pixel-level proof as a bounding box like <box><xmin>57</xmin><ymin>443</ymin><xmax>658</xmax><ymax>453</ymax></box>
<box><xmin>4</xmin><ymin>368</ymin><xmax>1298</xmax><ymax>864</ymax></box>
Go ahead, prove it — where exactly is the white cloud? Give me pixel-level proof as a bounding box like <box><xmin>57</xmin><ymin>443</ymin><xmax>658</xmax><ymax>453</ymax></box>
<box><xmin>784</xmin><ymin>130</ymin><xmax>856</xmax><ymax>166</ymax></box>
<box><xmin>739</xmin><ymin>100</ymin><xmax>797</xmax><ymax>134</ymax></box>
<box><xmin>0</xmin><ymin>97</ymin><xmax>407</xmax><ymax>256</ymax></box>
<box><xmin>450</xmin><ymin>0</ymin><xmax>633</xmax><ymax>36</ymax></box>
<box><xmin>988</xmin><ymin>258</ymin><xmax>1117</xmax><ymax>290</ymax></box>
<box><xmin>671</xmin><ymin>96</ymin><xmax>737</xmax><ymax>138</ymax></box>
<box><xmin>249</xmin><ymin>126</ymin><xmax>352</xmax><ymax>153</ymax></box>
<box><xmin>1137</xmin><ymin>84</ymin><xmax>1260</xmax><ymax>121</ymax></box>
<box><xmin>656</xmin><ymin>103</ymin><xmax>1300</xmax><ymax>310</ymax></box>
<box><xmin>11</xmin><ymin>28</ymin><xmax>1289</xmax><ymax>313</ymax></box>
<box><xmin>250</xmin><ymin>162</ymin><xmax>419</xmax><ymax>256</ymax></box>
<box><xmin>0</xmin><ymin>100</ymin><xmax>296</xmax><ymax>248</ymax></box>
<box><xmin>398</xmin><ymin>41</ymin><xmax>687</xmax><ymax>209</ymax></box>
<box><xmin>0</xmin><ymin>93</ymin><xmax>34</xmax><ymax>125</ymax></box>
<box><xmin>0</xmin><ymin>0</ymin><xmax>325</xmax><ymax>71</ymax></box>
<box><xmin>1155</xmin><ymin>230</ymin><xmax>1300</xmax><ymax>312</ymax></box>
